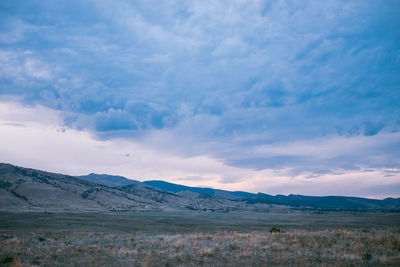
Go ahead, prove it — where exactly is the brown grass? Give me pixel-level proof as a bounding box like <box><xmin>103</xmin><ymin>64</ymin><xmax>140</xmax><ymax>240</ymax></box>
<box><xmin>1</xmin><ymin>228</ymin><xmax>399</xmax><ymax>266</ymax></box>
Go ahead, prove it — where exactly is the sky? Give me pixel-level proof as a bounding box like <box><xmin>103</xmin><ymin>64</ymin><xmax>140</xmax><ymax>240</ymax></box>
<box><xmin>0</xmin><ymin>0</ymin><xmax>399</xmax><ymax>198</ymax></box>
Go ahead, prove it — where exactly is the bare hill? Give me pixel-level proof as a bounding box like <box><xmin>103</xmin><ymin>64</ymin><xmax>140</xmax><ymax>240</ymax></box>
<box><xmin>0</xmin><ymin>163</ymin><xmax>178</xmax><ymax>212</ymax></box>
<box><xmin>0</xmin><ymin>163</ymin><xmax>243</xmax><ymax>212</ymax></box>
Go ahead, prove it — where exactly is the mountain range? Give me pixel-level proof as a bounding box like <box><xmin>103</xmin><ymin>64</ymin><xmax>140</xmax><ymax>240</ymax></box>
<box><xmin>1</xmin><ymin>163</ymin><xmax>399</xmax><ymax>212</ymax></box>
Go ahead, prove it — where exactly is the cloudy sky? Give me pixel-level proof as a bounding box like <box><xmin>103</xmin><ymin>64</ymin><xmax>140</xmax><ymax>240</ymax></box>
<box><xmin>0</xmin><ymin>0</ymin><xmax>399</xmax><ymax>198</ymax></box>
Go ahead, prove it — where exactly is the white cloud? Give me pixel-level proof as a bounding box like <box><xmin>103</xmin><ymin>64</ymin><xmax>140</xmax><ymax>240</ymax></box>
<box><xmin>0</xmin><ymin>50</ymin><xmax>53</xmax><ymax>82</ymax></box>
<box><xmin>24</xmin><ymin>58</ymin><xmax>52</xmax><ymax>80</ymax></box>
<box><xmin>0</xmin><ymin>101</ymin><xmax>255</xmax><ymax>187</ymax></box>
<box><xmin>0</xmin><ymin>100</ymin><xmax>398</xmax><ymax>198</ymax></box>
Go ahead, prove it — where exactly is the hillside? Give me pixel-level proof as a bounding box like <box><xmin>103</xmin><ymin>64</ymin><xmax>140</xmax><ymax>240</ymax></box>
<box><xmin>1</xmin><ymin>163</ymin><xmax>399</xmax><ymax>212</ymax></box>
<box><xmin>143</xmin><ymin>180</ymin><xmax>400</xmax><ymax>211</ymax></box>
<box><xmin>247</xmin><ymin>193</ymin><xmax>400</xmax><ymax>211</ymax></box>
<box><xmin>77</xmin><ymin>173</ymin><xmax>141</xmax><ymax>187</ymax></box>
<box><xmin>0</xmin><ymin>163</ymin><xmax>180</xmax><ymax>212</ymax></box>
<box><xmin>0</xmin><ymin>163</ymin><xmax>242</xmax><ymax>212</ymax></box>
<box><xmin>143</xmin><ymin>180</ymin><xmax>255</xmax><ymax>200</ymax></box>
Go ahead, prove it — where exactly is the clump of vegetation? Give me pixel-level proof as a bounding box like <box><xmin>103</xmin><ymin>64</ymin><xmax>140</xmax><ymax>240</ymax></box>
<box><xmin>1</xmin><ymin>256</ymin><xmax>14</xmax><ymax>264</ymax></box>
<box><xmin>31</xmin><ymin>257</ymin><xmax>40</xmax><ymax>265</ymax></box>
<box><xmin>0</xmin><ymin>228</ymin><xmax>399</xmax><ymax>266</ymax></box>
<box><xmin>269</xmin><ymin>227</ymin><xmax>283</xmax><ymax>233</ymax></box>
<box><xmin>364</xmin><ymin>253</ymin><xmax>372</xmax><ymax>261</ymax></box>
<box><xmin>0</xmin><ymin>235</ymin><xmax>13</xmax><ymax>241</ymax></box>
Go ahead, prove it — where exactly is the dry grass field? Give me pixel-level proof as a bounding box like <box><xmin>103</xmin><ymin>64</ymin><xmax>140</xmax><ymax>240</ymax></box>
<box><xmin>1</xmin><ymin>211</ymin><xmax>399</xmax><ymax>266</ymax></box>
<box><xmin>1</xmin><ymin>228</ymin><xmax>400</xmax><ymax>266</ymax></box>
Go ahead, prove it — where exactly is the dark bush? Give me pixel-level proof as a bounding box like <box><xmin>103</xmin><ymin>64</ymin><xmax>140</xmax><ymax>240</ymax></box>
<box><xmin>31</xmin><ymin>257</ymin><xmax>40</xmax><ymax>265</ymax></box>
<box><xmin>364</xmin><ymin>253</ymin><xmax>372</xmax><ymax>261</ymax></box>
<box><xmin>269</xmin><ymin>227</ymin><xmax>283</xmax><ymax>233</ymax></box>
<box><xmin>2</xmin><ymin>256</ymin><xmax>14</xmax><ymax>264</ymax></box>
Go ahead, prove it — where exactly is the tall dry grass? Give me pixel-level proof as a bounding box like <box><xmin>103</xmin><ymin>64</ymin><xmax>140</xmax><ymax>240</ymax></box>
<box><xmin>1</xmin><ymin>228</ymin><xmax>399</xmax><ymax>266</ymax></box>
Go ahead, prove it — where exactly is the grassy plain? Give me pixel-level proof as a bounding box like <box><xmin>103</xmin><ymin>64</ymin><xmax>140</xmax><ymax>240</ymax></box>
<box><xmin>0</xmin><ymin>211</ymin><xmax>399</xmax><ymax>266</ymax></box>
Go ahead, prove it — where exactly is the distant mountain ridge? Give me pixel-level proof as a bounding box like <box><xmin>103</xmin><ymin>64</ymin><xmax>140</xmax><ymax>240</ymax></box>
<box><xmin>76</xmin><ymin>175</ymin><xmax>255</xmax><ymax>200</ymax></box>
<box><xmin>143</xmin><ymin>180</ymin><xmax>255</xmax><ymax>200</ymax></box>
<box><xmin>1</xmin><ymin>163</ymin><xmax>399</xmax><ymax>212</ymax></box>
<box><xmin>248</xmin><ymin>193</ymin><xmax>400</xmax><ymax>211</ymax></box>
<box><xmin>76</xmin><ymin>173</ymin><xmax>400</xmax><ymax>211</ymax></box>
<box><xmin>143</xmin><ymin>180</ymin><xmax>400</xmax><ymax>211</ymax></box>
<box><xmin>78</xmin><ymin>173</ymin><xmax>141</xmax><ymax>187</ymax></box>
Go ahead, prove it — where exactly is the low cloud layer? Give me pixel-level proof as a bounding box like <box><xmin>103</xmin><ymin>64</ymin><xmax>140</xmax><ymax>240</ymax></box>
<box><xmin>0</xmin><ymin>101</ymin><xmax>398</xmax><ymax>198</ymax></box>
<box><xmin>0</xmin><ymin>0</ymin><xmax>399</xmax><ymax>197</ymax></box>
